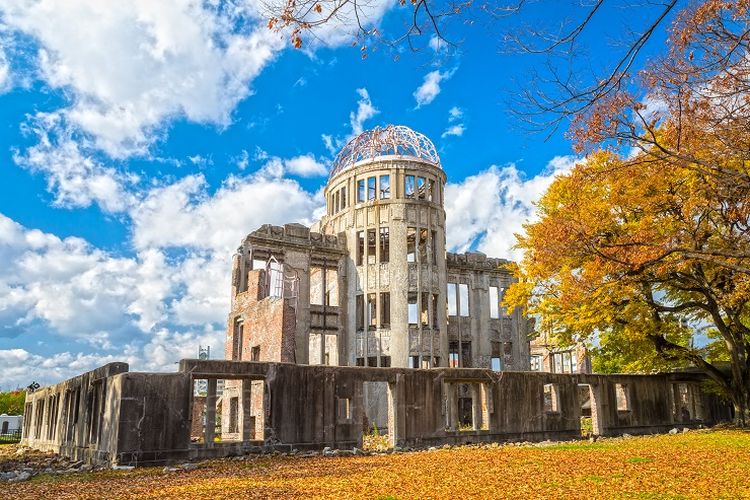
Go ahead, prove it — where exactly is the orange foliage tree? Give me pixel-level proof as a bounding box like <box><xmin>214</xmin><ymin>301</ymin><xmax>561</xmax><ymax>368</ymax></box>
<box><xmin>505</xmin><ymin>1</ymin><xmax>750</xmax><ymax>425</ymax></box>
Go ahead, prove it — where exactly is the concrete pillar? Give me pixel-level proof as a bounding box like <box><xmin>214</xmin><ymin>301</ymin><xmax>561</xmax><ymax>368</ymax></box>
<box><xmin>241</xmin><ymin>379</ymin><xmax>254</xmax><ymax>440</ymax></box>
<box><xmin>471</xmin><ymin>383</ymin><xmax>482</xmax><ymax>430</ymax></box>
<box><xmin>447</xmin><ymin>383</ymin><xmax>458</xmax><ymax>431</ymax></box>
<box><xmin>205</xmin><ymin>378</ymin><xmax>217</xmax><ymax>447</ymax></box>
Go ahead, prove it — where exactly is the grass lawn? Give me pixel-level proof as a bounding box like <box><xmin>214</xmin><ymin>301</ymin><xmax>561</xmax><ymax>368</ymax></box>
<box><xmin>4</xmin><ymin>429</ymin><xmax>750</xmax><ymax>499</ymax></box>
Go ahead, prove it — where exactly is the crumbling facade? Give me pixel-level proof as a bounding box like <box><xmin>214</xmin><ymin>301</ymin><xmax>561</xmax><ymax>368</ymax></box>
<box><xmin>226</xmin><ymin>125</ymin><xmax>532</xmax><ymax>373</ymax></box>
<box><xmin>20</xmin><ymin>360</ymin><xmax>731</xmax><ymax>466</ymax></box>
<box><xmin>18</xmin><ymin>125</ymin><xmax>734</xmax><ymax>467</ymax></box>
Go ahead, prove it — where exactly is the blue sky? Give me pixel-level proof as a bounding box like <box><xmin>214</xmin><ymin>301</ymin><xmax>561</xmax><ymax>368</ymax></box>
<box><xmin>0</xmin><ymin>0</ymin><xmax>674</xmax><ymax>388</ymax></box>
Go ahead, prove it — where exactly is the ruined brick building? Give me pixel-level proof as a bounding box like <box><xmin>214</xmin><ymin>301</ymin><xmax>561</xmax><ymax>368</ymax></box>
<box><xmin>19</xmin><ymin>126</ymin><xmax>733</xmax><ymax>467</ymax></box>
<box><xmin>223</xmin><ymin>126</ymin><xmax>533</xmax><ymax>429</ymax></box>
<box><xmin>225</xmin><ymin>125</ymin><xmax>532</xmax><ymax>372</ymax></box>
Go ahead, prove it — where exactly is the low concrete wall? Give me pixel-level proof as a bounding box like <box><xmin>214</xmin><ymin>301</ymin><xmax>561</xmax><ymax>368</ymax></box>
<box><xmin>22</xmin><ymin>360</ymin><xmax>732</xmax><ymax>466</ymax></box>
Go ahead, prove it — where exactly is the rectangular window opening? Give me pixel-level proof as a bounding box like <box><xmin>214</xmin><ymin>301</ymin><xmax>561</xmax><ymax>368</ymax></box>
<box><xmin>356</xmin><ymin>294</ymin><xmax>364</xmax><ymax>331</ymax></box>
<box><xmin>421</xmin><ymin>292</ymin><xmax>429</xmax><ymax>327</ymax></box>
<box><xmin>405</xmin><ymin>175</ymin><xmax>415</xmax><ymax>198</ymax></box>
<box><xmin>357</xmin><ymin>179</ymin><xmax>365</xmax><ymax>203</ymax></box>
<box><xmin>489</xmin><ymin>286</ymin><xmax>500</xmax><ymax>319</ymax></box>
<box><xmin>449</xmin><ymin>341</ymin><xmax>459</xmax><ymax>368</ymax></box>
<box><xmin>544</xmin><ymin>384</ymin><xmax>560</xmax><ymax>413</ymax></box>
<box><xmin>379</xmin><ymin>227</ymin><xmax>389</xmax><ymax>263</ymax></box>
<box><xmin>418</xmin><ymin>228</ymin><xmax>428</xmax><ymax>263</ymax></box>
<box><xmin>367</xmin><ymin>176</ymin><xmax>376</xmax><ymax>201</ymax></box>
<box><xmin>380</xmin><ymin>292</ymin><xmax>390</xmax><ymax>328</ymax></box>
<box><xmin>616</xmin><ymin>384</ymin><xmax>630</xmax><ymax>411</ymax></box>
<box><xmin>417</xmin><ymin>177</ymin><xmax>426</xmax><ymax>199</ymax></box>
<box><xmin>379</xmin><ymin>175</ymin><xmax>390</xmax><ymax>199</ymax></box>
<box><xmin>325</xmin><ymin>268</ymin><xmax>338</xmax><ymax>306</ymax></box>
<box><xmin>408</xmin><ymin>292</ymin><xmax>418</xmax><ymax>325</ymax></box>
<box><xmin>406</xmin><ymin>227</ymin><xmax>416</xmax><ymax>262</ymax></box>
<box><xmin>459</xmin><ymin>283</ymin><xmax>469</xmax><ymax>317</ymax></box>
<box><xmin>367</xmin><ymin>293</ymin><xmax>377</xmax><ymax>330</ymax></box>
<box><xmin>447</xmin><ymin>283</ymin><xmax>457</xmax><ymax>317</ymax></box>
<box><xmin>367</xmin><ymin>229</ymin><xmax>377</xmax><ymax>265</ymax></box>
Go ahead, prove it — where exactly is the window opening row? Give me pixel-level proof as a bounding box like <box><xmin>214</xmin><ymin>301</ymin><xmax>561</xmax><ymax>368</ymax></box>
<box><xmin>356</xmin><ymin>292</ymin><xmax>391</xmax><ymax>330</ymax></box>
<box><xmin>447</xmin><ymin>283</ymin><xmax>469</xmax><ymax>317</ymax></box>
<box><xmin>329</xmin><ymin>185</ymin><xmax>348</xmax><ymax>215</ymax></box>
<box><xmin>355</xmin><ymin>355</ymin><xmax>391</xmax><ymax>367</ymax></box>
<box><xmin>356</xmin><ymin>175</ymin><xmax>391</xmax><ymax>203</ymax></box>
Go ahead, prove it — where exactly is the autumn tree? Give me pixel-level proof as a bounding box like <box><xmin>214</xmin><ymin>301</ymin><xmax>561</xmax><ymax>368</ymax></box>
<box><xmin>505</xmin><ymin>2</ymin><xmax>750</xmax><ymax>424</ymax></box>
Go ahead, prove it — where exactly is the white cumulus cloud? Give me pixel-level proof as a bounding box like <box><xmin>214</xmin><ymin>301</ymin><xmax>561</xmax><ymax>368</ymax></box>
<box><xmin>414</xmin><ymin>69</ymin><xmax>455</xmax><ymax>108</ymax></box>
<box><xmin>445</xmin><ymin>155</ymin><xmax>579</xmax><ymax>260</ymax></box>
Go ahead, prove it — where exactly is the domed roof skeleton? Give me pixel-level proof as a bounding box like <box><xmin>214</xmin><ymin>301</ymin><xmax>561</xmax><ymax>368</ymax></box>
<box><xmin>329</xmin><ymin>125</ymin><xmax>441</xmax><ymax>179</ymax></box>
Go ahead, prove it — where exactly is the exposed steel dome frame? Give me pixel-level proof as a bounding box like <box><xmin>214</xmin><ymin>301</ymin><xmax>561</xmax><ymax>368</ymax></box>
<box><xmin>329</xmin><ymin>125</ymin><xmax>440</xmax><ymax>179</ymax></box>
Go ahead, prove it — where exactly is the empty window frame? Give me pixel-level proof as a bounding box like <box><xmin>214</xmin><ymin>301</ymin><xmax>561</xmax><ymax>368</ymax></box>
<box><xmin>447</xmin><ymin>283</ymin><xmax>457</xmax><ymax>317</ymax></box>
<box><xmin>325</xmin><ymin>268</ymin><xmax>338</xmax><ymax>306</ymax></box>
<box><xmin>461</xmin><ymin>341</ymin><xmax>472</xmax><ymax>368</ymax></box>
<box><xmin>459</xmin><ymin>283</ymin><xmax>469</xmax><ymax>317</ymax></box>
<box><xmin>449</xmin><ymin>341</ymin><xmax>459</xmax><ymax>368</ymax></box>
<box><xmin>379</xmin><ymin>227</ymin><xmax>389</xmax><ymax>263</ymax></box>
<box><xmin>418</xmin><ymin>228</ymin><xmax>428</xmax><ymax>263</ymax></box>
<box><xmin>232</xmin><ymin>318</ymin><xmax>244</xmax><ymax>361</ymax></box>
<box><xmin>334</xmin><ymin>190</ymin><xmax>340</xmax><ymax>213</ymax></box>
<box><xmin>357</xmin><ymin>179</ymin><xmax>365</xmax><ymax>203</ymax></box>
<box><xmin>552</xmin><ymin>351</ymin><xmax>576</xmax><ymax>374</ymax></box>
<box><xmin>340</xmin><ymin>186</ymin><xmax>346</xmax><ymax>209</ymax></box>
<box><xmin>489</xmin><ymin>286</ymin><xmax>500</xmax><ymax>319</ymax></box>
<box><xmin>367</xmin><ymin>293</ymin><xmax>377</xmax><ymax>330</ymax></box>
<box><xmin>491</xmin><ymin>357</ymin><xmax>502</xmax><ymax>372</ymax></box>
<box><xmin>406</xmin><ymin>227</ymin><xmax>417</xmax><ymax>262</ymax></box>
<box><xmin>409</xmin><ymin>355</ymin><xmax>420</xmax><ymax>369</ymax></box>
<box><xmin>405</xmin><ymin>175</ymin><xmax>415</xmax><ymax>198</ymax></box>
<box><xmin>367</xmin><ymin>229</ymin><xmax>377</xmax><ymax>264</ymax></box>
<box><xmin>491</xmin><ymin>341</ymin><xmax>502</xmax><ymax>372</ymax></box>
<box><xmin>429</xmin><ymin>179</ymin><xmax>436</xmax><ymax>202</ymax></box>
<box><xmin>615</xmin><ymin>384</ymin><xmax>630</xmax><ymax>411</ymax></box>
<box><xmin>357</xmin><ymin>231</ymin><xmax>365</xmax><ymax>266</ymax></box>
<box><xmin>251</xmin><ymin>345</ymin><xmax>261</xmax><ymax>361</ymax></box>
<box><xmin>530</xmin><ymin>355</ymin><xmax>542</xmax><ymax>371</ymax></box>
<box><xmin>380</xmin><ymin>356</ymin><xmax>391</xmax><ymax>367</ymax></box>
<box><xmin>379</xmin><ymin>175</ymin><xmax>390</xmax><ymax>199</ymax></box>
<box><xmin>421</xmin><ymin>292</ymin><xmax>429</xmax><ymax>327</ymax></box>
<box><xmin>431</xmin><ymin>230</ymin><xmax>438</xmax><ymax>264</ymax></box>
<box><xmin>380</xmin><ymin>292</ymin><xmax>390</xmax><ymax>328</ymax></box>
<box><xmin>356</xmin><ymin>294</ymin><xmax>364</xmax><ymax>331</ymax></box>
<box><xmin>310</xmin><ymin>266</ymin><xmax>324</xmax><ymax>305</ymax></box>
<box><xmin>544</xmin><ymin>384</ymin><xmax>560</xmax><ymax>413</ymax></box>
<box><xmin>367</xmin><ymin>176</ymin><xmax>376</xmax><ymax>201</ymax></box>
<box><xmin>417</xmin><ymin>177</ymin><xmax>426</xmax><ymax>199</ymax></box>
<box><xmin>421</xmin><ymin>358</ymin><xmax>431</xmax><ymax>369</ymax></box>
<box><xmin>408</xmin><ymin>292</ymin><xmax>418</xmax><ymax>325</ymax></box>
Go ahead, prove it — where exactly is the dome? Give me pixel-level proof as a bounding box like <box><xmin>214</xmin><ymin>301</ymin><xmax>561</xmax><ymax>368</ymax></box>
<box><xmin>330</xmin><ymin>125</ymin><xmax>440</xmax><ymax>179</ymax></box>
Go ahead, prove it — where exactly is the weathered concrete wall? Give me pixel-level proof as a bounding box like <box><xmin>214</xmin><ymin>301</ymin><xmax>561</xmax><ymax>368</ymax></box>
<box><xmin>21</xmin><ymin>363</ymin><xmax>128</xmax><ymax>464</ymax></box>
<box><xmin>23</xmin><ymin>361</ymin><xmax>732</xmax><ymax>466</ymax></box>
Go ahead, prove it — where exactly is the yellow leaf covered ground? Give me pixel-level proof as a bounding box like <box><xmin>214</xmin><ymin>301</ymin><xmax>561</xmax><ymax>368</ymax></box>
<box><xmin>4</xmin><ymin>430</ymin><xmax>750</xmax><ymax>499</ymax></box>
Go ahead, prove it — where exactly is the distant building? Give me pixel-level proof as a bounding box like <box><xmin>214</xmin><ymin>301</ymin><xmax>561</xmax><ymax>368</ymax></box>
<box><xmin>529</xmin><ymin>327</ymin><xmax>591</xmax><ymax>374</ymax></box>
<box><xmin>0</xmin><ymin>414</ymin><xmax>23</xmax><ymax>435</ymax></box>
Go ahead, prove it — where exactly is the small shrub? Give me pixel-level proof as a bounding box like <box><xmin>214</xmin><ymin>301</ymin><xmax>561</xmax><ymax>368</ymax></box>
<box><xmin>580</xmin><ymin>417</ymin><xmax>593</xmax><ymax>437</ymax></box>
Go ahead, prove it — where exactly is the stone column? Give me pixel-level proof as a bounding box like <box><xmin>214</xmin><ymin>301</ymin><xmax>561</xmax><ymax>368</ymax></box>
<box><xmin>205</xmin><ymin>379</ymin><xmax>217</xmax><ymax>447</ymax></box>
